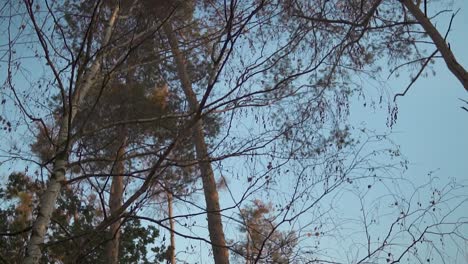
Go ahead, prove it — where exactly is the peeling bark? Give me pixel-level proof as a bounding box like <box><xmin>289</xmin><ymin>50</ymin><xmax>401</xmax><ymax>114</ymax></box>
<box><xmin>24</xmin><ymin>3</ymin><xmax>121</xmax><ymax>263</ymax></box>
<box><xmin>162</xmin><ymin>21</ymin><xmax>230</xmax><ymax>264</ymax></box>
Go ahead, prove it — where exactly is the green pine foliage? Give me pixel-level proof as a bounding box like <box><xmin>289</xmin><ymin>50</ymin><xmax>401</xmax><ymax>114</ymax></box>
<box><xmin>0</xmin><ymin>173</ymin><xmax>165</xmax><ymax>263</ymax></box>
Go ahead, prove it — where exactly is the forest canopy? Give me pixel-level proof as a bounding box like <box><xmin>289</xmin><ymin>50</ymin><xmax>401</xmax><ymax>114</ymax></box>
<box><xmin>0</xmin><ymin>0</ymin><xmax>467</xmax><ymax>263</ymax></box>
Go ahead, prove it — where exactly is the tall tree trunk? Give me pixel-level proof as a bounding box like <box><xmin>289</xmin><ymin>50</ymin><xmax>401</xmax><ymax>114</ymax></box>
<box><xmin>401</xmin><ymin>0</ymin><xmax>468</xmax><ymax>91</ymax></box>
<box><xmin>104</xmin><ymin>136</ymin><xmax>127</xmax><ymax>264</ymax></box>
<box><xmin>167</xmin><ymin>190</ymin><xmax>176</xmax><ymax>264</ymax></box>
<box><xmin>24</xmin><ymin>3</ymin><xmax>121</xmax><ymax>263</ymax></box>
<box><xmin>162</xmin><ymin>22</ymin><xmax>230</xmax><ymax>263</ymax></box>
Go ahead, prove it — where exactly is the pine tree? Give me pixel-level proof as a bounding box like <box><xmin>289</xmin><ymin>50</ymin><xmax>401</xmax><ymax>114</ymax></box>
<box><xmin>234</xmin><ymin>200</ymin><xmax>297</xmax><ymax>264</ymax></box>
<box><xmin>0</xmin><ymin>172</ymin><xmax>165</xmax><ymax>263</ymax></box>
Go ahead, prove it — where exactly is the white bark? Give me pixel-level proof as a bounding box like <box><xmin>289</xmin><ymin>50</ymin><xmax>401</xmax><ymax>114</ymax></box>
<box><xmin>24</xmin><ymin>3</ymin><xmax>121</xmax><ymax>263</ymax></box>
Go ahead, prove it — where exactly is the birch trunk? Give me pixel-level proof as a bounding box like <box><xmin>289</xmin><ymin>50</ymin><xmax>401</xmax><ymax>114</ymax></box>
<box><xmin>162</xmin><ymin>22</ymin><xmax>230</xmax><ymax>264</ymax></box>
<box><xmin>401</xmin><ymin>0</ymin><xmax>468</xmax><ymax>91</ymax></box>
<box><xmin>104</xmin><ymin>136</ymin><xmax>127</xmax><ymax>264</ymax></box>
<box><xmin>24</xmin><ymin>3</ymin><xmax>121</xmax><ymax>263</ymax></box>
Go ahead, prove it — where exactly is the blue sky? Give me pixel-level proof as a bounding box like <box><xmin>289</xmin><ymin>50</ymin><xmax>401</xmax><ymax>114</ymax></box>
<box><xmin>345</xmin><ymin>2</ymin><xmax>468</xmax><ymax>262</ymax></box>
<box><xmin>127</xmin><ymin>2</ymin><xmax>468</xmax><ymax>262</ymax></box>
<box><xmin>350</xmin><ymin>0</ymin><xmax>468</xmax><ymax>188</ymax></box>
<box><xmin>1</xmin><ymin>1</ymin><xmax>466</xmax><ymax>263</ymax></box>
<box><xmin>176</xmin><ymin>1</ymin><xmax>468</xmax><ymax>258</ymax></box>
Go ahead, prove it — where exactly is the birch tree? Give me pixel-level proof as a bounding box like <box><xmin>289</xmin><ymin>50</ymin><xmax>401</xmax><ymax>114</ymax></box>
<box><xmin>1</xmin><ymin>1</ymin><xmax>467</xmax><ymax>263</ymax></box>
<box><xmin>22</xmin><ymin>2</ymin><xmax>122</xmax><ymax>262</ymax></box>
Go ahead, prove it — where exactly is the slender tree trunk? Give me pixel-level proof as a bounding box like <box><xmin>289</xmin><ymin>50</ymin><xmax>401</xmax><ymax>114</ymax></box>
<box><xmin>246</xmin><ymin>234</ymin><xmax>251</xmax><ymax>264</ymax></box>
<box><xmin>401</xmin><ymin>0</ymin><xmax>468</xmax><ymax>91</ymax></box>
<box><xmin>24</xmin><ymin>3</ymin><xmax>120</xmax><ymax>263</ymax></box>
<box><xmin>104</xmin><ymin>136</ymin><xmax>127</xmax><ymax>264</ymax></box>
<box><xmin>167</xmin><ymin>190</ymin><xmax>176</xmax><ymax>264</ymax></box>
<box><xmin>162</xmin><ymin>22</ymin><xmax>230</xmax><ymax>263</ymax></box>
